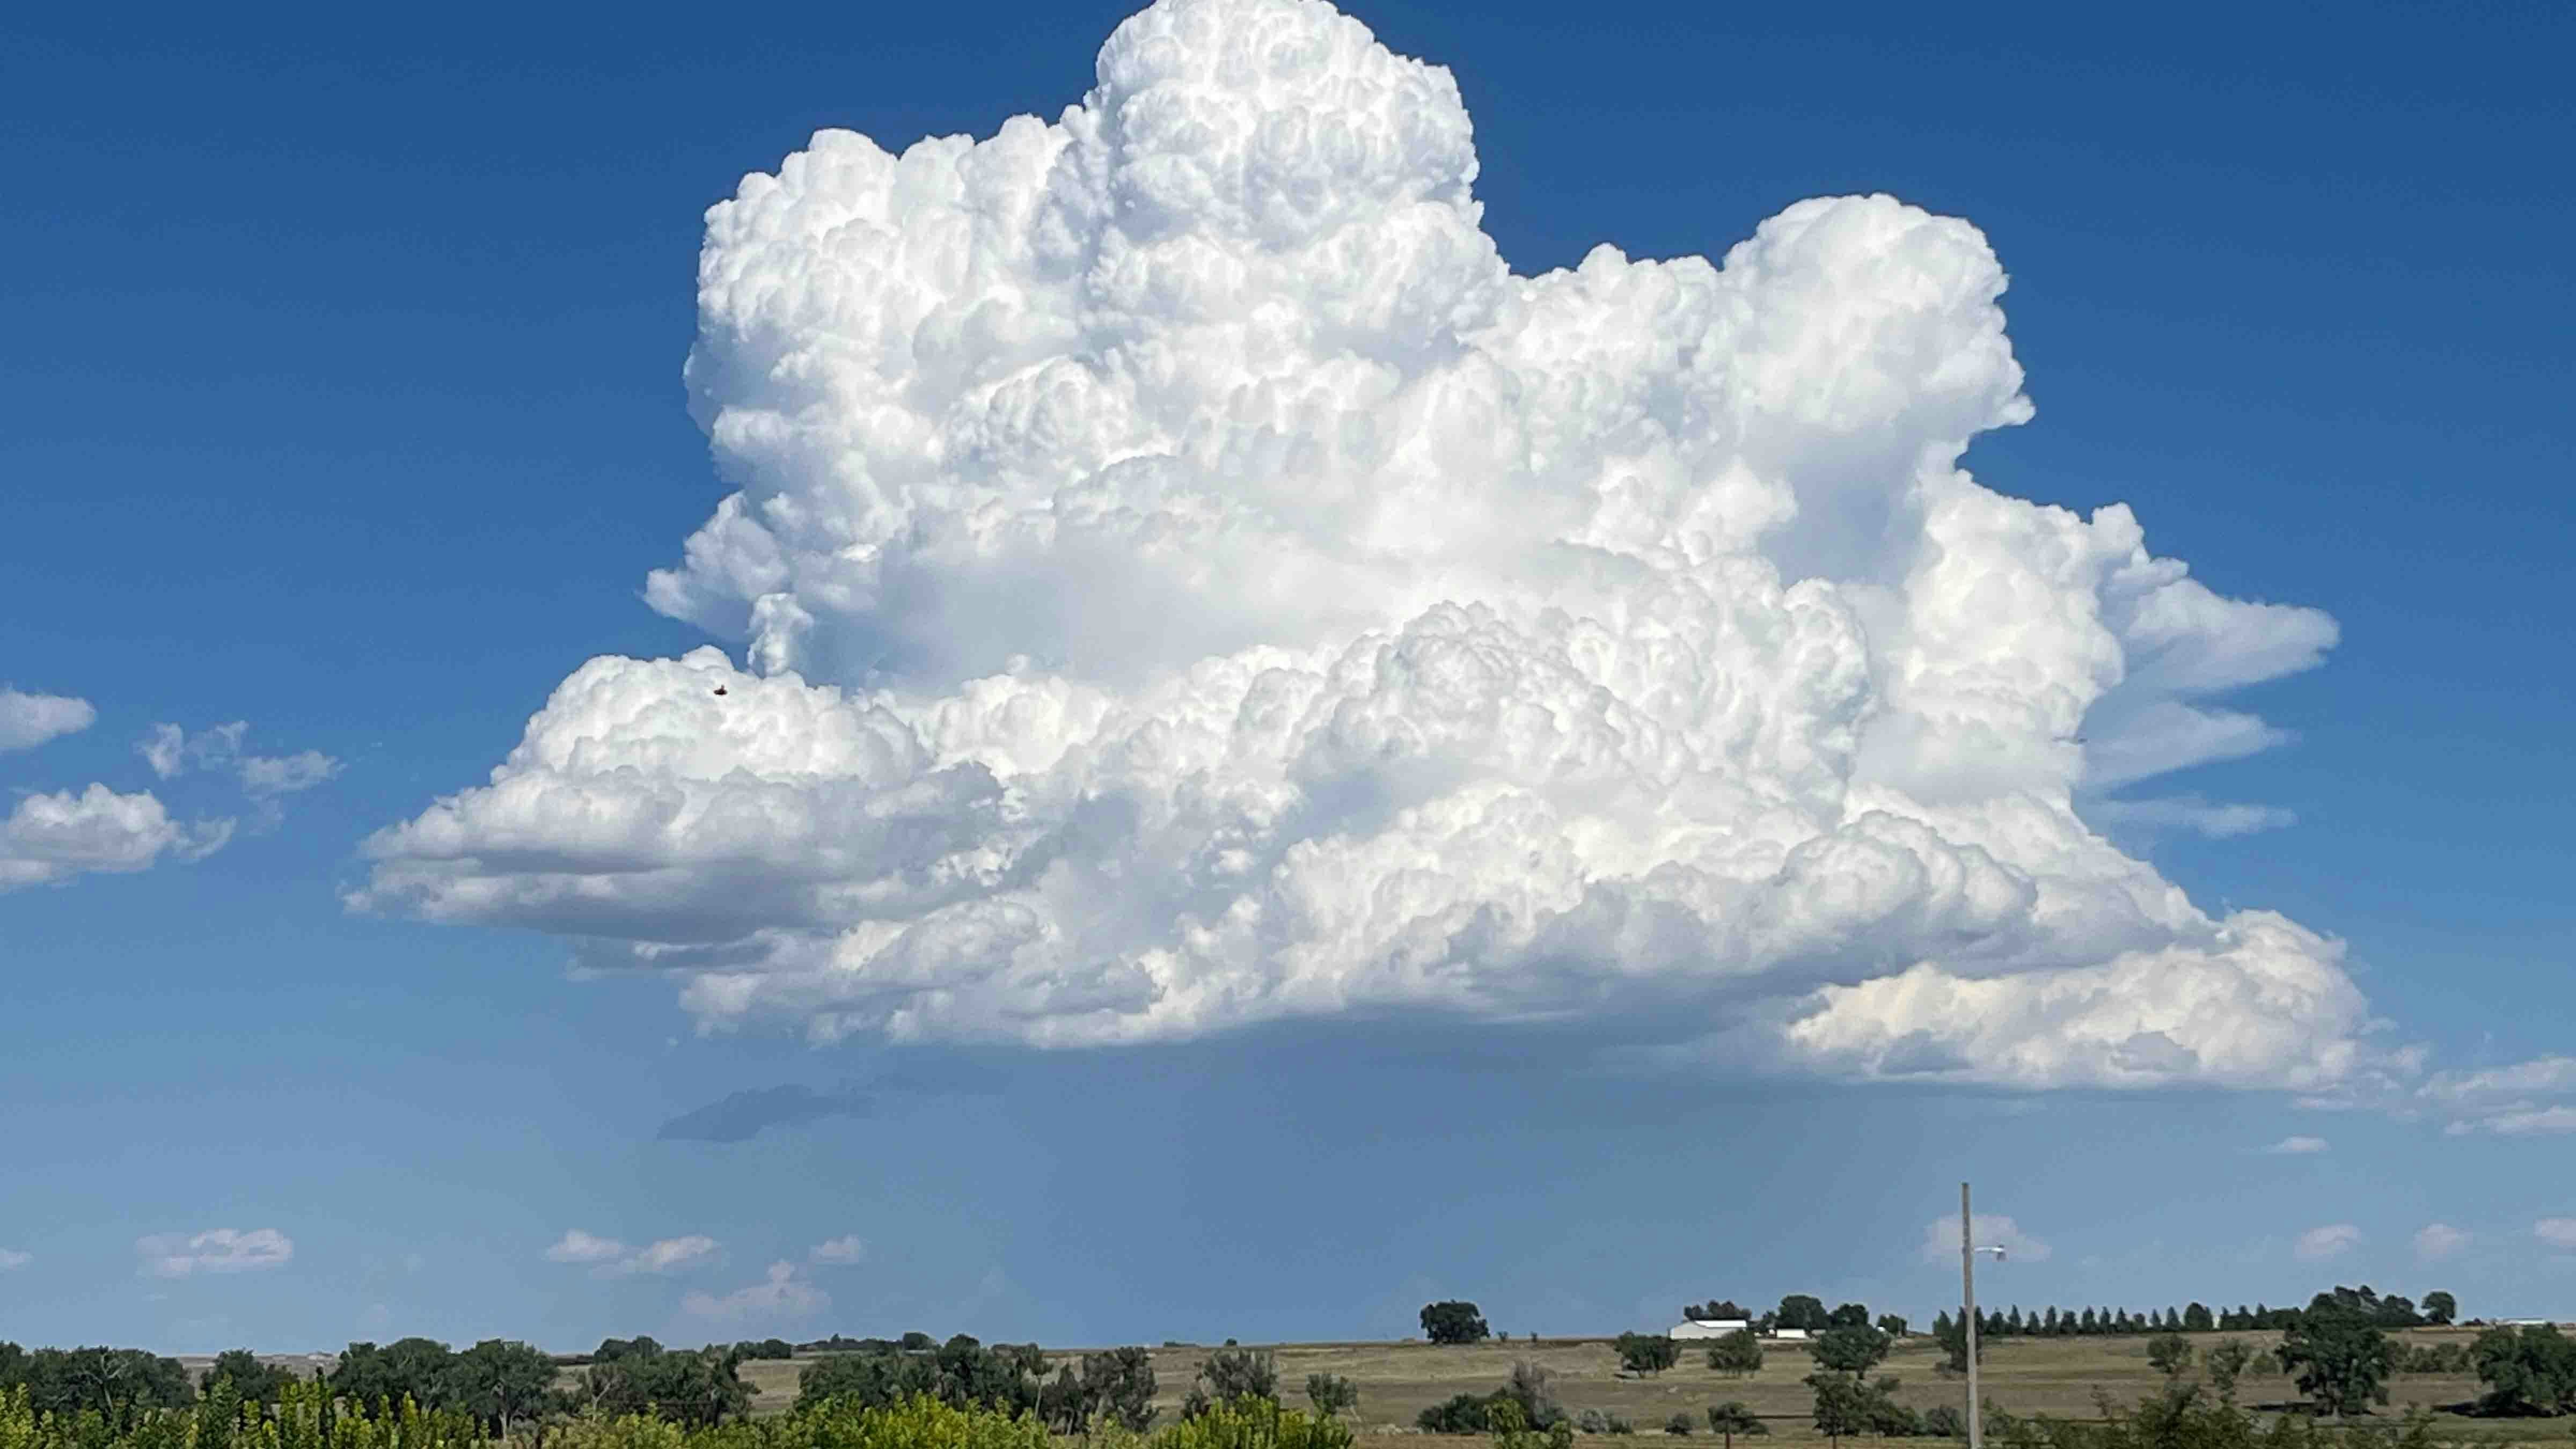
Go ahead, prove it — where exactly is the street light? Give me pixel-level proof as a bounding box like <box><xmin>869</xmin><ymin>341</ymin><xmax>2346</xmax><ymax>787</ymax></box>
<box><xmin>1960</xmin><ymin>1184</ymin><xmax>2008</xmax><ymax>1449</ymax></box>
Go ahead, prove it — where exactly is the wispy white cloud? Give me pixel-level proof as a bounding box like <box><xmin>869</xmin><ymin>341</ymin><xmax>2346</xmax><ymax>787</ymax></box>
<box><xmin>0</xmin><ymin>1248</ymin><xmax>31</xmax><ymax>1271</ymax></box>
<box><xmin>2262</xmin><ymin>1135</ymin><xmax>2330</xmax><ymax>1155</ymax></box>
<box><xmin>2536</xmin><ymin>1218</ymin><xmax>2576</xmax><ymax>1250</ymax></box>
<box><xmin>683</xmin><ymin>1262</ymin><xmax>826</xmax><ymax>1323</ymax></box>
<box><xmin>808</xmin><ymin>1235</ymin><xmax>866</xmax><ymax>1265</ymax></box>
<box><xmin>1919</xmin><ymin>1214</ymin><xmax>2051</xmax><ymax>1264</ymax></box>
<box><xmin>137</xmin><ymin>1228</ymin><xmax>294</xmax><ymax>1278</ymax></box>
<box><xmin>544</xmin><ymin>1230</ymin><xmax>719</xmax><ymax>1276</ymax></box>
<box><xmin>2423</xmin><ymin>1056</ymin><xmax>2576</xmax><ymax>1137</ymax></box>
<box><xmin>2413</xmin><ymin>1223</ymin><xmax>2468</xmax><ymax>1261</ymax></box>
<box><xmin>2294</xmin><ymin>1223</ymin><xmax>2361</xmax><ymax>1262</ymax></box>
<box><xmin>0</xmin><ymin>688</ymin><xmax>95</xmax><ymax>752</ymax></box>
<box><xmin>139</xmin><ymin>721</ymin><xmax>340</xmax><ymax>797</ymax></box>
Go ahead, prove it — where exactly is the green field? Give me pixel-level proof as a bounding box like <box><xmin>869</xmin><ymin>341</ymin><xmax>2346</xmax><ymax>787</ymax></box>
<box><xmin>737</xmin><ymin>1330</ymin><xmax>2562</xmax><ymax>1445</ymax></box>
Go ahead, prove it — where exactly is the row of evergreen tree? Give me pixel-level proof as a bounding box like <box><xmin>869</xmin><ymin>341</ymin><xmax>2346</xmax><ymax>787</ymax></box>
<box><xmin>1928</xmin><ymin>1286</ymin><xmax>2456</xmax><ymax>1340</ymax></box>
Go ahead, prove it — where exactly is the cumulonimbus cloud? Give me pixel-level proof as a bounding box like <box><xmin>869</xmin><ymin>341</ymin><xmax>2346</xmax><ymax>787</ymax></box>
<box><xmin>355</xmin><ymin>0</ymin><xmax>2368</xmax><ymax>1091</ymax></box>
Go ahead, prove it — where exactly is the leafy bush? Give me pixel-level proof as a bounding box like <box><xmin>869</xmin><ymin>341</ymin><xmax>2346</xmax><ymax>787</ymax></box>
<box><xmin>1706</xmin><ymin>1333</ymin><xmax>1763</xmax><ymax>1379</ymax></box>
<box><xmin>1663</xmin><ymin>1413</ymin><xmax>1694</xmax><ymax>1436</ymax></box>
<box><xmin>1613</xmin><ymin>1335</ymin><xmax>1679</xmax><ymax>1376</ymax></box>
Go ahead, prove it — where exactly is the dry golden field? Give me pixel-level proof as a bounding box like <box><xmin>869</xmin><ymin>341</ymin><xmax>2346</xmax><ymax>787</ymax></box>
<box><xmin>738</xmin><ymin>1329</ymin><xmax>2563</xmax><ymax>1444</ymax></box>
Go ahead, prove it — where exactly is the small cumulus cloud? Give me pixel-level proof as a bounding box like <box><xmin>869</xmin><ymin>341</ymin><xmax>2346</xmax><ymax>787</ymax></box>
<box><xmin>0</xmin><ymin>688</ymin><xmax>95</xmax><ymax>752</ymax></box>
<box><xmin>2413</xmin><ymin>1223</ymin><xmax>2469</xmax><ymax>1261</ymax></box>
<box><xmin>2294</xmin><ymin>1224</ymin><xmax>2361</xmax><ymax>1262</ymax></box>
<box><xmin>0</xmin><ymin>1248</ymin><xmax>31</xmax><ymax>1271</ymax></box>
<box><xmin>545</xmin><ymin>1230</ymin><xmax>720</xmax><ymax>1276</ymax></box>
<box><xmin>2262</xmin><ymin>1135</ymin><xmax>2330</xmax><ymax>1155</ymax></box>
<box><xmin>683</xmin><ymin>1262</ymin><xmax>826</xmax><ymax>1323</ymax></box>
<box><xmin>2536</xmin><ymin>1218</ymin><xmax>2576</xmax><ymax>1251</ymax></box>
<box><xmin>137</xmin><ymin>1228</ymin><xmax>294</xmax><ymax>1278</ymax></box>
<box><xmin>809</xmin><ymin>1236</ymin><xmax>865</xmax><ymax>1265</ymax></box>
<box><xmin>2</xmin><ymin>784</ymin><xmax>231</xmax><ymax>891</ymax></box>
<box><xmin>1920</xmin><ymin>1214</ymin><xmax>2051</xmax><ymax>1264</ymax></box>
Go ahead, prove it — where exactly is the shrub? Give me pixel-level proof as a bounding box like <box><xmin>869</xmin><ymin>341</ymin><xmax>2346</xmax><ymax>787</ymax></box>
<box><xmin>1664</xmin><ymin>1413</ymin><xmax>1694</xmax><ymax>1436</ymax></box>
<box><xmin>1707</xmin><ymin>1333</ymin><xmax>1763</xmax><ymax>1379</ymax></box>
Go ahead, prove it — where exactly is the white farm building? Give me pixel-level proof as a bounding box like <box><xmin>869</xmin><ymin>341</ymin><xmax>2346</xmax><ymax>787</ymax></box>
<box><xmin>1670</xmin><ymin>1319</ymin><xmax>1752</xmax><ymax>1340</ymax></box>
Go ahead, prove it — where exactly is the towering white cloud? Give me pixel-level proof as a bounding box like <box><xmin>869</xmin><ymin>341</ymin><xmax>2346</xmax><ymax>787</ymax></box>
<box><xmin>0</xmin><ymin>688</ymin><xmax>95</xmax><ymax>752</ymax></box>
<box><xmin>357</xmin><ymin>0</ymin><xmax>2359</xmax><ymax>1088</ymax></box>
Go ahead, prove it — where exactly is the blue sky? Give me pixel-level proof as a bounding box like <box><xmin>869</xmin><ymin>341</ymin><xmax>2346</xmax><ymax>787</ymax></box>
<box><xmin>2</xmin><ymin>0</ymin><xmax>2571</xmax><ymax>1352</ymax></box>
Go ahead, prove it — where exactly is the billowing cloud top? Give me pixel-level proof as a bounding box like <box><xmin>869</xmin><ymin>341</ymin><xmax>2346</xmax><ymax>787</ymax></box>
<box><xmin>358</xmin><ymin>0</ymin><xmax>2360</xmax><ymax>1090</ymax></box>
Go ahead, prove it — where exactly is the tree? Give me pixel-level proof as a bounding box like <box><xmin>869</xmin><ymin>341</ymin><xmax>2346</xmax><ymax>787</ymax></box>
<box><xmin>1422</xmin><ymin>1302</ymin><xmax>1491</xmax><ymax>1345</ymax></box>
<box><xmin>1811</xmin><ymin>1328</ymin><xmax>1891</xmax><ymax>1382</ymax></box>
<box><xmin>451</xmin><ymin>1340</ymin><xmax>555</xmax><ymax>1439</ymax></box>
<box><xmin>1932</xmin><ymin>1315</ymin><xmax>1979</xmax><ymax>1376</ymax></box>
<box><xmin>2146</xmin><ymin>1334</ymin><xmax>2194</xmax><ymax>1380</ymax></box>
<box><xmin>1826</xmin><ymin>1304</ymin><xmax>1872</xmax><ymax>1330</ymax></box>
<box><xmin>1664</xmin><ymin>1413</ymin><xmax>1695</xmax><ymax>1435</ymax></box>
<box><xmin>1775</xmin><ymin>1297</ymin><xmax>1829</xmax><ymax>1333</ymax></box>
<box><xmin>2473</xmin><ymin>1324</ymin><xmax>2576</xmax><ymax>1416</ymax></box>
<box><xmin>1306</xmin><ymin>1372</ymin><xmax>1358</xmax><ymax>1421</ymax></box>
<box><xmin>1707</xmin><ymin>1331</ymin><xmax>1763</xmax><ymax>1378</ymax></box>
<box><xmin>2424</xmin><ymin>1292</ymin><xmax>2458</xmax><ymax>1327</ymax></box>
<box><xmin>1616</xmin><ymin>1334</ymin><xmax>1681</xmax><ymax>1376</ymax></box>
<box><xmin>1184</xmin><ymin>1347</ymin><xmax>1279</xmax><ymax>1418</ymax></box>
<box><xmin>2204</xmin><ymin>1341</ymin><xmax>2256</xmax><ymax>1406</ymax></box>
<box><xmin>1922</xmin><ymin>1406</ymin><xmax>1964</xmax><ymax>1439</ymax></box>
<box><xmin>2280</xmin><ymin>1296</ymin><xmax>2396</xmax><ymax>1420</ymax></box>
<box><xmin>1877</xmin><ymin>1315</ymin><xmax>1908</xmax><ymax>1339</ymax></box>
<box><xmin>202</xmin><ymin>1351</ymin><xmax>290</xmax><ymax>1405</ymax></box>
<box><xmin>332</xmin><ymin>1339</ymin><xmax>457</xmax><ymax>1416</ymax></box>
<box><xmin>1705</xmin><ymin>1402</ymin><xmax>1767</xmax><ymax>1449</ymax></box>
<box><xmin>1685</xmin><ymin>1302</ymin><xmax>1751</xmax><ymax>1323</ymax></box>
<box><xmin>1804</xmin><ymin>1373</ymin><xmax>1871</xmax><ymax>1448</ymax></box>
<box><xmin>2182</xmin><ymin>1304</ymin><xmax>2215</xmax><ymax>1334</ymax></box>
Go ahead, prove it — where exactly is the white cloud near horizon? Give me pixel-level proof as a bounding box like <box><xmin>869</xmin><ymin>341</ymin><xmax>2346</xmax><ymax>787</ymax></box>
<box><xmin>2294</xmin><ymin>1224</ymin><xmax>2361</xmax><ymax>1262</ymax></box>
<box><xmin>1919</xmin><ymin>1214</ymin><xmax>2051</xmax><ymax>1264</ymax></box>
<box><xmin>0</xmin><ymin>1248</ymin><xmax>31</xmax><ymax>1271</ymax></box>
<box><xmin>2263</xmin><ymin>1135</ymin><xmax>2330</xmax><ymax>1155</ymax></box>
<box><xmin>683</xmin><ymin>1262</ymin><xmax>827</xmax><ymax>1323</ymax></box>
<box><xmin>354</xmin><ymin>0</ymin><xmax>2372</xmax><ymax>1093</ymax></box>
<box><xmin>1</xmin><ymin>688</ymin><xmax>96</xmax><ymax>752</ymax></box>
<box><xmin>2536</xmin><ymin>1218</ymin><xmax>2576</xmax><ymax>1250</ymax></box>
<box><xmin>545</xmin><ymin>1230</ymin><xmax>720</xmax><ymax>1276</ymax></box>
<box><xmin>137</xmin><ymin>1228</ymin><xmax>294</xmax><ymax>1278</ymax></box>
<box><xmin>2413</xmin><ymin>1223</ymin><xmax>2468</xmax><ymax>1261</ymax></box>
<box><xmin>809</xmin><ymin>1236</ymin><xmax>866</xmax><ymax>1265</ymax></box>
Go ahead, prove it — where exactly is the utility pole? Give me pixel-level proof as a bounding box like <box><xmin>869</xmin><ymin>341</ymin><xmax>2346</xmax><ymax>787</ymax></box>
<box><xmin>1963</xmin><ymin>1181</ymin><xmax>1981</xmax><ymax>1449</ymax></box>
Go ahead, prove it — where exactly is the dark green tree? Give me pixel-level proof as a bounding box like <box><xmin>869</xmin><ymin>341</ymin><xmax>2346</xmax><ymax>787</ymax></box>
<box><xmin>1421</xmin><ymin>1301</ymin><xmax>1491</xmax><ymax>1345</ymax></box>
<box><xmin>1183</xmin><ymin>1347</ymin><xmax>1279</xmax><ymax>1418</ymax></box>
<box><xmin>201</xmin><ymin>1351</ymin><xmax>290</xmax><ymax>1405</ymax></box>
<box><xmin>2473</xmin><ymin>1324</ymin><xmax>2576</xmax><ymax>1416</ymax></box>
<box><xmin>2423</xmin><ymin>1292</ymin><xmax>2458</xmax><ymax>1327</ymax></box>
<box><xmin>451</xmin><ymin>1340</ymin><xmax>556</xmax><ymax>1438</ymax></box>
<box><xmin>1803</xmin><ymin>1373</ymin><xmax>1870</xmax><ymax>1448</ymax></box>
<box><xmin>1707</xmin><ymin>1331</ymin><xmax>1763</xmax><ymax>1378</ymax></box>
<box><xmin>2280</xmin><ymin>1296</ymin><xmax>2396</xmax><ymax>1420</ymax></box>
<box><xmin>1615</xmin><ymin>1334</ymin><xmax>1680</xmax><ymax>1375</ymax></box>
<box><xmin>1704</xmin><ymin>1402</ymin><xmax>1766</xmax><ymax>1449</ymax></box>
<box><xmin>1775</xmin><ymin>1297</ymin><xmax>1829</xmax><ymax>1333</ymax></box>
<box><xmin>2146</xmin><ymin>1334</ymin><xmax>2194</xmax><ymax>1380</ymax></box>
<box><xmin>1305</xmin><ymin>1372</ymin><xmax>1357</xmax><ymax>1421</ymax></box>
<box><xmin>1876</xmin><ymin>1315</ymin><xmax>1909</xmax><ymax>1339</ymax></box>
<box><xmin>1811</xmin><ymin>1328</ymin><xmax>1890</xmax><ymax>1382</ymax></box>
<box><xmin>2204</xmin><ymin>1340</ymin><xmax>2256</xmax><ymax>1406</ymax></box>
<box><xmin>2183</xmin><ymin>1304</ymin><xmax>2215</xmax><ymax>1334</ymax></box>
<box><xmin>1664</xmin><ymin>1412</ymin><xmax>1695</xmax><ymax>1435</ymax></box>
<box><xmin>1826</xmin><ymin>1304</ymin><xmax>1872</xmax><ymax>1330</ymax></box>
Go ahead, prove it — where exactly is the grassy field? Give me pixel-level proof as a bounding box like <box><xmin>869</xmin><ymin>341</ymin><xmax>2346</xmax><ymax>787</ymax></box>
<box><xmin>738</xmin><ymin>1330</ymin><xmax>2566</xmax><ymax>1445</ymax></box>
